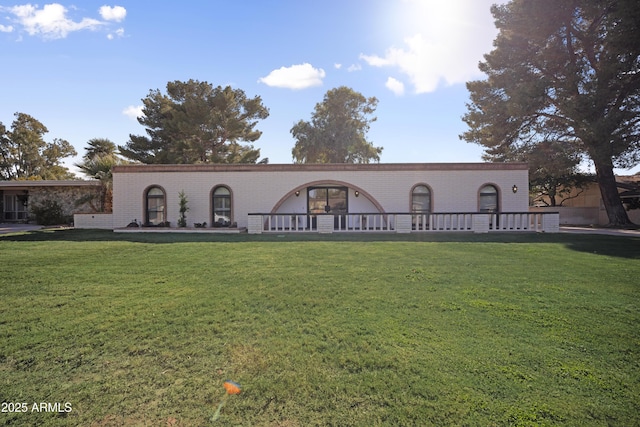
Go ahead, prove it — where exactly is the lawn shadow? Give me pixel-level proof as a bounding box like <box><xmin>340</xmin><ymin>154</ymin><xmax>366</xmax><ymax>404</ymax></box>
<box><xmin>1</xmin><ymin>228</ymin><xmax>639</xmax><ymax>259</ymax></box>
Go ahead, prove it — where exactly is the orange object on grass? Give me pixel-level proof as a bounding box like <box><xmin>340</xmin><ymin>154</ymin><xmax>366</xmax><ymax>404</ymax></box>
<box><xmin>223</xmin><ymin>380</ymin><xmax>241</xmax><ymax>395</ymax></box>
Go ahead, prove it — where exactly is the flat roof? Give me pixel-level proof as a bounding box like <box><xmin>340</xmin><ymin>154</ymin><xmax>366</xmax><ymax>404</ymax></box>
<box><xmin>0</xmin><ymin>180</ymin><xmax>100</xmax><ymax>188</ymax></box>
<box><xmin>113</xmin><ymin>162</ymin><xmax>529</xmax><ymax>173</ymax></box>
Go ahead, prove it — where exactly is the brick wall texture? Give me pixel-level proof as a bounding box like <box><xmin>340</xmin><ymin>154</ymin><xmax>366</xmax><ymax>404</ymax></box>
<box><xmin>112</xmin><ymin>163</ymin><xmax>529</xmax><ymax>229</ymax></box>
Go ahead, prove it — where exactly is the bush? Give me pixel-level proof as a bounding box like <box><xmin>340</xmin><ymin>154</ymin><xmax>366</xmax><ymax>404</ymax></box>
<box><xmin>178</xmin><ymin>190</ymin><xmax>189</xmax><ymax>227</ymax></box>
<box><xmin>30</xmin><ymin>199</ymin><xmax>71</xmax><ymax>226</ymax></box>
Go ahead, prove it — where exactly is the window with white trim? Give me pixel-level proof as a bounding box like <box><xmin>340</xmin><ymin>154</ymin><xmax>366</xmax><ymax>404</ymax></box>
<box><xmin>145</xmin><ymin>187</ymin><xmax>166</xmax><ymax>225</ymax></box>
<box><xmin>411</xmin><ymin>185</ymin><xmax>431</xmax><ymax>213</ymax></box>
<box><xmin>212</xmin><ymin>186</ymin><xmax>232</xmax><ymax>226</ymax></box>
<box><xmin>479</xmin><ymin>185</ymin><xmax>499</xmax><ymax>213</ymax></box>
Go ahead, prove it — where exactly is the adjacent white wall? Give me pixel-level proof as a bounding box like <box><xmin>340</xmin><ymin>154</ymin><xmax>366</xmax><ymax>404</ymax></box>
<box><xmin>74</xmin><ymin>213</ymin><xmax>114</xmax><ymax>229</ymax></box>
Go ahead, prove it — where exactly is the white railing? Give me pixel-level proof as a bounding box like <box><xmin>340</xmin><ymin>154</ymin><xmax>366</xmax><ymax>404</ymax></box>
<box><xmin>248</xmin><ymin>212</ymin><xmax>559</xmax><ymax>234</ymax></box>
<box><xmin>490</xmin><ymin>212</ymin><xmax>532</xmax><ymax>231</ymax></box>
<box><xmin>250</xmin><ymin>213</ymin><xmax>396</xmax><ymax>232</ymax></box>
<box><xmin>333</xmin><ymin>213</ymin><xmax>395</xmax><ymax>231</ymax></box>
<box><xmin>411</xmin><ymin>213</ymin><xmax>474</xmax><ymax>231</ymax></box>
<box><xmin>260</xmin><ymin>213</ymin><xmax>314</xmax><ymax>232</ymax></box>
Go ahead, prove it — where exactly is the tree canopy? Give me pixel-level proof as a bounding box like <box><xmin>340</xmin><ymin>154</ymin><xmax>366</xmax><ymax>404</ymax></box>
<box><xmin>291</xmin><ymin>86</ymin><xmax>382</xmax><ymax>163</ymax></box>
<box><xmin>119</xmin><ymin>80</ymin><xmax>269</xmax><ymax>164</ymax></box>
<box><xmin>82</xmin><ymin>138</ymin><xmax>118</xmax><ymax>160</ymax></box>
<box><xmin>518</xmin><ymin>141</ymin><xmax>593</xmax><ymax>206</ymax></box>
<box><xmin>461</xmin><ymin>0</ymin><xmax>640</xmax><ymax>226</ymax></box>
<box><xmin>0</xmin><ymin>112</ymin><xmax>76</xmax><ymax>180</ymax></box>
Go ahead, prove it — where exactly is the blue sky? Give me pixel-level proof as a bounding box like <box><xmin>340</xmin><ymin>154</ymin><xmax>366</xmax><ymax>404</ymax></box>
<box><xmin>3</xmin><ymin>1</ymin><xmax>635</xmax><ymax>175</ymax></box>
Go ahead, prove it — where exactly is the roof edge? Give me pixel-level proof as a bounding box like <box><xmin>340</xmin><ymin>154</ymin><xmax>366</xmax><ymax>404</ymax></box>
<box><xmin>0</xmin><ymin>180</ymin><xmax>100</xmax><ymax>188</ymax></box>
<box><xmin>112</xmin><ymin>162</ymin><xmax>529</xmax><ymax>173</ymax></box>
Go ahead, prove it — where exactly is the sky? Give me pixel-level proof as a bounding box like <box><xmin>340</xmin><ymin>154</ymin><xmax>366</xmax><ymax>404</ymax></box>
<box><xmin>2</xmin><ymin>1</ymin><xmax>637</xmax><ymax>176</ymax></box>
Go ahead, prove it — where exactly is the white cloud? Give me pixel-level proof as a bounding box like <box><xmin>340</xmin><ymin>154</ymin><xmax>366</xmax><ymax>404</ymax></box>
<box><xmin>107</xmin><ymin>27</ymin><xmax>125</xmax><ymax>39</ymax></box>
<box><xmin>258</xmin><ymin>63</ymin><xmax>326</xmax><ymax>90</ymax></box>
<box><xmin>0</xmin><ymin>24</ymin><xmax>14</xmax><ymax>32</ymax></box>
<box><xmin>99</xmin><ymin>5</ymin><xmax>126</xmax><ymax>22</ymax></box>
<box><xmin>2</xmin><ymin>3</ymin><xmax>126</xmax><ymax>40</ymax></box>
<box><xmin>359</xmin><ymin>54</ymin><xmax>388</xmax><ymax>67</ymax></box>
<box><xmin>385</xmin><ymin>77</ymin><xmax>405</xmax><ymax>96</ymax></box>
<box><xmin>334</xmin><ymin>63</ymin><xmax>342</xmax><ymax>69</ymax></box>
<box><xmin>7</xmin><ymin>3</ymin><xmax>102</xmax><ymax>39</ymax></box>
<box><xmin>347</xmin><ymin>63</ymin><xmax>362</xmax><ymax>72</ymax></box>
<box><xmin>122</xmin><ymin>105</ymin><xmax>143</xmax><ymax>120</ymax></box>
<box><xmin>361</xmin><ymin>0</ymin><xmax>506</xmax><ymax>93</ymax></box>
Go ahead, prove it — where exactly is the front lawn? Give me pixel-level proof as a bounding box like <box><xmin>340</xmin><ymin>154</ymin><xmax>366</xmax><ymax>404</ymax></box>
<box><xmin>1</xmin><ymin>230</ymin><xmax>639</xmax><ymax>426</ymax></box>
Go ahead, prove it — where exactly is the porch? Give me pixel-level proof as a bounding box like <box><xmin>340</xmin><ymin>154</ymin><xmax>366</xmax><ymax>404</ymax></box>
<box><xmin>248</xmin><ymin>212</ymin><xmax>560</xmax><ymax>234</ymax></box>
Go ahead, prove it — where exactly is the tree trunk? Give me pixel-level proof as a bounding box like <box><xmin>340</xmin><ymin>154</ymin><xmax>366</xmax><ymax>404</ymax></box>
<box><xmin>548</xmin><ymin>186</ymin><xmax>557</xmax><ymax>207</ymax></box>
<box><xmin>593</xmin><ymin>159</ymin><xmax>635</xmax><ymax>227</ymax></box>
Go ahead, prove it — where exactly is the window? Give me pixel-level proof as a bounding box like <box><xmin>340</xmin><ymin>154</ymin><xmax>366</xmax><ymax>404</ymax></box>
<box><xmin>411</xmin><ymin>185</ymin><xmax>431</xmax><ymax>213</ymax></box>
<box><xmin>307</xmin><ymin>186</ymin><xmax>347</xmax><ymax>214</ymax></box>
<box><xmin>479</xmin><ymin>185</ymin><xmax>499</xmax><ymax>213</ymax></box>
<box><xmin>411</xmin><ymin>184</ymin><xmax>431</xmax><ymax>230</ymax></box>
<box><xmin>3</xmin><ymin>193</ymin><xmax>29</xmax><ymax>221</ymax></box>
<box><xmin>145</xmin><ymin>186</ymin><xmax>165</xmax><ymax>225</ymax></box>
<box><xmin>212</xmin><ymin>186</ymin><xmax>232</xmax><ymax>226</ymax></box>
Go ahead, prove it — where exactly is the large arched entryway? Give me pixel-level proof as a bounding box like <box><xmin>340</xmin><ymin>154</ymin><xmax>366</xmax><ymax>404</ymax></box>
<box><xmin>269</xmin><ymin>180</ymin><xmax>385</xmax><ymax>230</ymax></box>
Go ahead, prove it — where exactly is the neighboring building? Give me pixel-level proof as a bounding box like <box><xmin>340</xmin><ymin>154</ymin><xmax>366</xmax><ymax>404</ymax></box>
<box><xmin>81</xmin><ymin>162</ymin><xmax>557</xmax><ymax>233</ymax></box>
<box><xmin>530</xmin><ymin>175</ymin><xmax>640</xmax><ymax>225</ymax></box>
<box><xmin>0</xmin><ymin>180</ymin><xmax>101</xmax><ymax>223</ymax></box>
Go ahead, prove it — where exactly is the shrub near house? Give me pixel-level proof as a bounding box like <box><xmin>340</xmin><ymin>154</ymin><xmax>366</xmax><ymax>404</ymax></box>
<box><xmin>30</xmin><ymin>199</ymin><xmax>69</xmax><ymax>226</ymax></box>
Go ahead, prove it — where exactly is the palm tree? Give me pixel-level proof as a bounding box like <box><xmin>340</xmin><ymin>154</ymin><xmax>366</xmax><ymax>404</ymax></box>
<box><xmin>83</xmin><ymin>138</ymin><xmax>117</xmax><ymax>160</ymax></box>
<box><xmin>75</xmin><ymin>139</ymin><xmax>125</xmax><ymax>212</ymax></box>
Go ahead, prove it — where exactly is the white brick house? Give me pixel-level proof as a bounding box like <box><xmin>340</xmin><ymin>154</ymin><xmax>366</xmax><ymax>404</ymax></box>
<box><xmin>91</xmin><ymin>162</ymin><xmax>558</xmax><ymax>233</ymax></box>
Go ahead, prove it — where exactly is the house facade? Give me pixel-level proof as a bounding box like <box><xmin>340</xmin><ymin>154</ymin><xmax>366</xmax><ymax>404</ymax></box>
<box><xmin>530</xmin><ymin>175</ymin><xmax>640</xmax><ymax>226</ymax></box>
<box><xmin>0</xmin><ymin>180</ymin><xmax>101</xmax><ymax>223</ymax></box>
<box><xmin>90</xmin><ymin>162</ymin><xmax>558</xmax><ymax>233</ymax></box>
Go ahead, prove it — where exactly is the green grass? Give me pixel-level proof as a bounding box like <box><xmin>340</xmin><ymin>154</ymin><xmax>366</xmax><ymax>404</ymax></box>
<box><xmin>1</xmin><ymin>229</ymin><xmax>639</xmax><ymax>426</ymax></box>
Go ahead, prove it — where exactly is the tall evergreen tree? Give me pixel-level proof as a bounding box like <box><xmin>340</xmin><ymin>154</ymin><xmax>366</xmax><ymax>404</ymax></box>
<box><xmin>119</xmin><ymin>80</ymin><xmax>269</xmax><ymax>164</ymax></box>
<box><xmin>461</xmin><ymin>0</ymin><xmax>640</xmax><ymax>226</ymax></box>
<box><xmin>291</xmin><ymin>87</ymin><xmax>382</xmax><ymax>163</ymax></box>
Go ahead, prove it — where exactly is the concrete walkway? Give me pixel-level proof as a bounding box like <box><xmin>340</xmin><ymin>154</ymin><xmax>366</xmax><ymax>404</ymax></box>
<box><xmin>0</xmin><ymin>223</ymin><xmax>43</xmax><ymax>234</ymax></box>
<box><xmin>560</xmin><ymin>226</ymin><xmax>640</xmax><ymax>237</ymax></box>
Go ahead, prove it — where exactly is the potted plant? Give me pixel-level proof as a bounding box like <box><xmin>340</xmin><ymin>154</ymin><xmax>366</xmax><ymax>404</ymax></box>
<box><xmin>178</xmin><ymin>190</ymin><xmax>189</xmax><ymax>227</ymax></box>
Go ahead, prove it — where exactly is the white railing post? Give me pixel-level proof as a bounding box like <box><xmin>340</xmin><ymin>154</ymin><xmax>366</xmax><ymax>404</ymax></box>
<box><xmin>317</xmin><ymin>215</ymin><xmax>334</xmax><ymax>233</ymax></box>
<box><xmin>472</xmin><ymin>214</ymin><xmax>490</xmax><ymax>233</ymax></box>
<box><xmin>542</xmin><ymin>212</ymin><xmax>560</xmax><ymax>233</ymax></box>
<box><xmin>396</xmin><ymin>214</ymin><xmax>412</xmax><ymax>233</ymax></box>
<box><xmin>248</xmin><ymin>214</ymin><xmax>263</xmax><ymax>234</ymax></box>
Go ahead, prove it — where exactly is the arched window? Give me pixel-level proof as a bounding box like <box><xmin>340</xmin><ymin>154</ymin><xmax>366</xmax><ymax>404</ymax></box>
<box><xmin>212</xmin><ymin>186</ymin><xmax>232</xmax><ymax>227</ymax></box>
<box><xmin>411</xmin><ymin>185</ymin><xmax>431</xmax><ymax>213</ymax></box>
<box><xmin>479</xmin><ymin>185</ymin><xmax>499</xmax><ymax>213</ymax></box>
<box><xmin>145</xmin><ymin>186</ymin><xmax>166</xmax><ymax>225</ymax></box>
